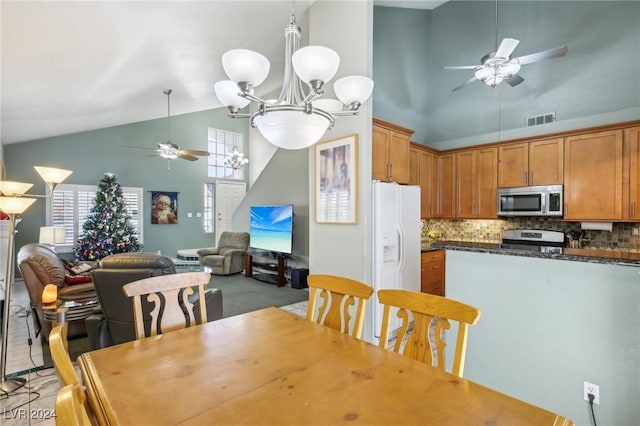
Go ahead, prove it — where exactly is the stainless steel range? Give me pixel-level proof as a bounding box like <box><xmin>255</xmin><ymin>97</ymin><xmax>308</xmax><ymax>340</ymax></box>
<box><xmin>501</xmin><ymin>229</ymin><xmax>565</xmax><ymax>254</ymax></box>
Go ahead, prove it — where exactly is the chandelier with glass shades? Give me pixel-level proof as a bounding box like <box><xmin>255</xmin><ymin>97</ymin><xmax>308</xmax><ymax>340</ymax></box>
<box><xmin>214</xmin><ymin>10</ymin><xmax>374</xmax><ymax>150</ymax></box>
<box><xmin>224</xmin><ymin>146</ymin><xmax>249</xmax><ymax>169</ymax></box>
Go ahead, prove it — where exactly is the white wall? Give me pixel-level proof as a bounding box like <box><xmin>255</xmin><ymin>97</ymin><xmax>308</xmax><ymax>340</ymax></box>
<box><xmin>308</xmin><ymin>1</ymin><xmax>373</xmax><ymax>284</ymax></box>
<box><xmin>446</xmin><ymin>250</ymin><xmax>640</xmax><ymax>425</ymax></box>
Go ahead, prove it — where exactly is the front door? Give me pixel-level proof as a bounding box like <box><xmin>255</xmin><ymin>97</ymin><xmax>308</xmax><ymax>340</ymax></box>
<box><xmin>215</xmin><ymin>181</ymin><xmax>246</xmax><ymax>238</ymax></box>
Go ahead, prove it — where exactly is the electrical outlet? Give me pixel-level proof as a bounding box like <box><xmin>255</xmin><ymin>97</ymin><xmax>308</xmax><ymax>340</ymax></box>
<box><xmin>584</xmin><ymin>381</ymin><xmax>600</xmax><ymax>404</ymax></box>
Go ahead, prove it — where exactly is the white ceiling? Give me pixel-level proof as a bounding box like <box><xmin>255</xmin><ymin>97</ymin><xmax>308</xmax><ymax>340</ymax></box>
<box><xmin>1</xmin><ymin>1</ymin><xmax>445</xmax><ymax>145</ymax></box>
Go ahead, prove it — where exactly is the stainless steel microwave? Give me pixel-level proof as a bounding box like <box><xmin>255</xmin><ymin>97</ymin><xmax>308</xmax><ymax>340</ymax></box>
<box><xmin>497</xmin><ymin>185</ymin><xmax>563</xmax><ymax>217</ymax></box>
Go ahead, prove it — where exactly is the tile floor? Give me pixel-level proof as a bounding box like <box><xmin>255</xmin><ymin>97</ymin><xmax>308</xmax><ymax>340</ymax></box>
<box><xmin>0</xmin><ymin>280</ymin><xmax>309</xmax><ymax>425</ymax></box>
<box><xmin>1</xmin><ymin>280</ymin><xmax>56</xmax><ymax>425</ymax></box>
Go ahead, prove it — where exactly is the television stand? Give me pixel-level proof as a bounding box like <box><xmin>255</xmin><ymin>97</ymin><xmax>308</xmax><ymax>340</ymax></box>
<box><xmin>245</xmin><ymin>253</ymin><xmax>286</xmax><ymax>287</ymax></box>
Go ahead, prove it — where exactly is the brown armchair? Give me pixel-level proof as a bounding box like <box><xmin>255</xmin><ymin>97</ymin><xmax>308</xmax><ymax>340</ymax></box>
<box><xmin>197</xmin><ymin>231</ymin><xmax>250</xmax><ymax>275</ymax></box>
<box><xmin>17</xmin><ymin>243</ymin><xmax>97</xmax><ymax>341</ymax></box>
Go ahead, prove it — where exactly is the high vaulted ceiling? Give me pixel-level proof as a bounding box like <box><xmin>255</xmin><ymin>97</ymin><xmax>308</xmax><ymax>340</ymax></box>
<box><xmin>1</xmin><ymin>1</ymin><xmax>448</xmax><ymax>145</ymax></box>
<box><xmin>1</xmin><ymin>1</ymin><xmax>317</xmax><ymax>145</ymax></box>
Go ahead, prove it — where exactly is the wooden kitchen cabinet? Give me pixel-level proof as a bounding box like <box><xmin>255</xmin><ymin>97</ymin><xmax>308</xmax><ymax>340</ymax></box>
<box><xmin>411</xmin><ymin>144</ymin><xmax>457</xmax><ymax>219</ymax></box>
<box><xmin>409</xmin><ymin>146</ymin><xmax>419</xmax><ymax>185</ymax></box>
<box><xmin>411</xmin><ymin>142</ymin><xmax>437</xmax><ymax>218</ymax></box>
<box><xmin>421</xmin><ymin>250</ymin><xmax>445</xmax><ymax>297</ymax></box>
<box><xmin>372</xmin><ymin>118</ymin><xmax>414</xmax><ymax>184</ymax></box>
<box><xmin>497</xmin><ymin>138</ymin><xmax>563</xmax><ymax>187</ymax></box>
<box><xmin>437</xmin><ymin>153</ymin><xmax>456</xmax><ymax>218</ymax></box>
<box><xmin>626</xmin><ymin>127</ymin><xmax>640</xmax><ymax>220</ymax></box>
<box><xmin>419</xmin><ymin>150</ymin><xmax>437</xmax><ymax>218</ymax></box>
<box><xmin>564</xmin><ymin>130</ymin><xmax>623</xmax><ymax>220</ymax></box>
<box><xmin>455</xmin><ymin>147</ymin><xmax>498</xmax><ymax>218</ymax></box>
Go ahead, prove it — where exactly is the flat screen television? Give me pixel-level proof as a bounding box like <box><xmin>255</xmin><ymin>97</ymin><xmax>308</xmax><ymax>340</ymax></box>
<box><xmin>249</xmin><ymin>204</ymin><xmax>293</xmax><ymax>254</ymax></box>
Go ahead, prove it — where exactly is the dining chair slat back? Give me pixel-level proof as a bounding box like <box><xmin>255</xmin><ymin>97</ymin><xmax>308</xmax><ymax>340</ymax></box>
<box><xmin>377</xmin><ymin>289</ymin><xmax>480</xmax><ymax>378</ymax></box>
<box><xmin>49</xmin><ymin>324</ymin><xmax>80</xmax><ymax>387</ymax></box>
<box><xmin>306</xmin><ymin>274</ymin><xmax>373</xmax><ymax>339</ymax></box>
<box><xmin>55</xmin><ymin>384</ymin><xmax>93</xmax><ymax>426</ymax></box>
<box><xmin>122</xmin><ymin>271</ymin><xmax>210</xmax><ymax>340</ymax></box>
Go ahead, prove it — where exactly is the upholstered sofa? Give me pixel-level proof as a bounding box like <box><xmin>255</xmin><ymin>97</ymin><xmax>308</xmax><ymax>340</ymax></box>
<box><xmin>17</xmin><ymin>243</ymin><xmax>98</xmax><ymax>341</ymax></box>
<box><xmin>86</xmin><ymin>252</ymin><xmax>223</xmax><ymax>349</ymax></box>
<box><xmin>197</xmin><ymin>231</ymin><xmax>250</xmax><ymax>275</ymax></box>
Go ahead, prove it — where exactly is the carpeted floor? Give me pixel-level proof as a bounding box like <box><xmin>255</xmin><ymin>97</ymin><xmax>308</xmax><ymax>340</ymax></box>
<box><xmin>42</xmin><ymin>273</ymin><xmax>309</xmax><ymax>365</ymax></box>
<box><xmin>211</xmin><ymin>273</ymin><xmax>309</xmax><ymax>318</ymax></box>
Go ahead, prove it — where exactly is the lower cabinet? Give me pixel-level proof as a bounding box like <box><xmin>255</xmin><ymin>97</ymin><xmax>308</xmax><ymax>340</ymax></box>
<box><xmin>421</xmin><ymin>250</ymin><xmax>445</xmax><ymax>297</ymax></box>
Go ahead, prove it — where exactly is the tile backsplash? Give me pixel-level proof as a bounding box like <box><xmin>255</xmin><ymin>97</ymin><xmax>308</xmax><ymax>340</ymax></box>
<box><xmin>421</xmin><ymin>218</ymin><xmax>640</xmax><ymax>252</ymax></box>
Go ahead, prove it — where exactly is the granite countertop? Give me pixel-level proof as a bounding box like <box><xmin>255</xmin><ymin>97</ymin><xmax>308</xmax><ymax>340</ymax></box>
<box><xmin>426</xmin><ymin>240</ymin><xmax>640</xmax><ymax>267</ymax></box>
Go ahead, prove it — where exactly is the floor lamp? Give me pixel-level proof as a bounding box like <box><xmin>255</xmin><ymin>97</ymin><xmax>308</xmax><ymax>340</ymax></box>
<box><xmin>0</xmin><ymin>166</ymin><xmax>72</xmax><ymax>394</ymax></box>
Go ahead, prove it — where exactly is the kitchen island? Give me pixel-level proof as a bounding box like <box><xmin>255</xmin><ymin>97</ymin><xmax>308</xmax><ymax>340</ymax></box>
<box><xmin>437</xmin><ymin>245</ymin><xmax>640</xmax><ymax>426</ymax></box>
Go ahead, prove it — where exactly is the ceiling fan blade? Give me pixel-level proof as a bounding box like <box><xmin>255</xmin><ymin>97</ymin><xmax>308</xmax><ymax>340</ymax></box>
<box><xmin>123</xmin><ymin>145</ymin><xmax>157</xmax><ymax>151</ymax></box>
<box><xmin>442</xmin><ymin>65</ymin><xmax>478</xmax><ymax>70</ymax></box>
<box><xmin>178</xmin><ymin>153</ymin><xmax>199</xmax><ymax>161</ymax></box>
<box><xmin>180</xmin><ymin>149</ymin><xmax>210</xmax><ymax>156</ymax></box>
<box><xmin>506</xmin><ymin>74</ymin><xmax>525</xmax><ymax>87</ymax></box>
<box><xmin>495</xmin><ymin>38</ymin><xmax>520</xmax><ymax>59</ymax></box>
<box><xmin>516</xmin><ymin>45</ymin><xmax>568</xmax><ymax>65</ymax></box>
<box><xmin>452</xmin><ymin>75</ymin><xmax>479</xmax><ymax>92</ymax></box>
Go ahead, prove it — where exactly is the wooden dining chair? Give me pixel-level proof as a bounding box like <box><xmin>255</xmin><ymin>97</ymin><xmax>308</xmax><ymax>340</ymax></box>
<box><xmin>55</xmin><ymin>384</ymin><xmax>92</xmax><ymax>426</ymax></box>
<box><xmin>122</xmin><ymin>271</ymin><xmax>210</xmax><ymax>339</ymax></box>
<box><xmin>377</xmin><ymin>289</ymin><xmax>481</xmax><ymax>378</ymax></box>
<box><xmin>49</xmin><ymin>324</ymin><xmax>80</xmax><ymax>387</ymax></box>
<box><xmin>306</xmin><ymin>274</ymin><xmax>374</xmax><ymax>339</ymax></box>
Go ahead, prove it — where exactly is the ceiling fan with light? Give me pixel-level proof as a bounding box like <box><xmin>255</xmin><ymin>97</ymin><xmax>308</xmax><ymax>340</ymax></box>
<box><xmin>125</xmin><ymin>89</ymin><xmax>209</xmax><ymax>167</ymax></box>
<box><xmin>442</xmin><ymin>0</ymin><xmax>568</xmax><ymax>92</ymax></box>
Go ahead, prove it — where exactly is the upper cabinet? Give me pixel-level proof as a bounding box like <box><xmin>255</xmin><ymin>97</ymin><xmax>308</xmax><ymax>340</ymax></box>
<box><xmin>419</xmin><ymin>150</ymin><xmax>437</xmax><ymax>218</ymax></box>
<box><xmin>410</xmin><ymin>142</ymin><xmax>437</xmax><ymax>218</ymax></box>
<box><xmin>529</xmin><ymin>139</ymin><xmax>564</xmax><ymax>186</ymax></box>
<box><xmin>373</xmin><ymin>118</ymin><xmax>414</xmax><ymax>184</ymax></box>
<box><xmin>409</xmin><ymin>146</ymin><xmax>420</xmax><ymax>186</ymax></box>
<box><xmin>437</xmin><ymin>153</ymin><xmax>456</xmax><ymax>219</ymax></box>
<box><xmin>498</xmin><ymin>138</ymin><xmax>564</xmax><ymax>188</ymax></box>
<box><xmin>626</xmin><ymin>127</ymin><xmax>640</xmax><ymax>220</ymax></box>
<box><xmin>455</xmin><ymin>147</ymin><xmax>498</xmax><ymax>219</ymax></box>
<box><xmin>564</xmin><ymin>130</ymin><xmax>623</xmax><ymax>220</ymax></box>
<box><xmin>497</xmin><ymin>138</ymin><xmax>563</xmax><ymax>187</ymax></box>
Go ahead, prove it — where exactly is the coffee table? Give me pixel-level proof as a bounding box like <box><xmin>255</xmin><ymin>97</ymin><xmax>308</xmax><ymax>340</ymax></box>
<box><xmin>40</xmin><ymin>299</ymin><xmax>98</xmax><ymax>326</ymax></box>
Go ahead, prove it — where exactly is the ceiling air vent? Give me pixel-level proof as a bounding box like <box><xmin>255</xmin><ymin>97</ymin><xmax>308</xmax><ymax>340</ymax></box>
<box><xmin>526</xmin><ymin>112</ymin><xmax>556</xmax><ymax>127</ymax></box>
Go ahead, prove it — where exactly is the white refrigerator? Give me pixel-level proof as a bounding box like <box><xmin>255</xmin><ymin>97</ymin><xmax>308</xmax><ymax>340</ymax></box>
<box><xmin>367</xmin><ymin>181</ymin><xmax>421</xmax><ymax>344</ymax></box>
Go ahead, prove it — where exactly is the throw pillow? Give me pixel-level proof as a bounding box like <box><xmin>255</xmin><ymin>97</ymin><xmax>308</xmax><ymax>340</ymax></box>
<box><xmin>64</xmin><ymin>274</ymin><xmax>93</xmax><ymax>285</ymax></box>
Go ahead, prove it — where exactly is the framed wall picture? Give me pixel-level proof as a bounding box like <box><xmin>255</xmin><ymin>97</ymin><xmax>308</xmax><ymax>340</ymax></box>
<box><xmin>151</xmin><ymin>191</ymin><xmax>178</xmax><ymax>224</ymax></box>
<box><xmin>315</xmin><ymin>134</ymin><xmax>358</xmax><ymax>224</ymax></box>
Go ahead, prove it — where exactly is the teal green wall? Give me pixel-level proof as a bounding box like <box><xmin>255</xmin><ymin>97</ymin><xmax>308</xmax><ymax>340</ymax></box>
<box><xmin>374</xmin><ymin>1</ymin><xmax>640</xmax><ymax>148</ymax></box>
<box><xmin>4</xmin><ymin>107</ymin><xmax>249</xmax><ymax>257</ymax></box>
<box><xmin>446</xmin><ymin>250</ymin><xmax>640</xmax><ymax>425</ymax></box>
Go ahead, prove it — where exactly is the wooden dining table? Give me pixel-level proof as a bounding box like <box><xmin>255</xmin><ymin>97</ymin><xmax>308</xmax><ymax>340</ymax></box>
<box><xmin>78</xmin><ymin>307</ymin><xmax>572</xmax><ymax>425</ymax></box>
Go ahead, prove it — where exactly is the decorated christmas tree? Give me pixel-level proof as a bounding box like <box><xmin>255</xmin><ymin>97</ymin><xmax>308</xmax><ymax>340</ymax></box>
<box><xmin>74</xmin><ymin>173</ymin><xmax>142</xmax><ymax>260</ymax></box>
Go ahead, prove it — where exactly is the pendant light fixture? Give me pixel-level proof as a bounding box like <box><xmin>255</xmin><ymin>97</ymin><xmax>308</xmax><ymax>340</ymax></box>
<box><xmin>214</xmin><ymin>4</ymin><xmax>374</xmax><ymax>150</ymax></box>
<box><xmin>224</xmin><ymin>145</ymin><xmax>249</xmax><ymax>170</ymax></box>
